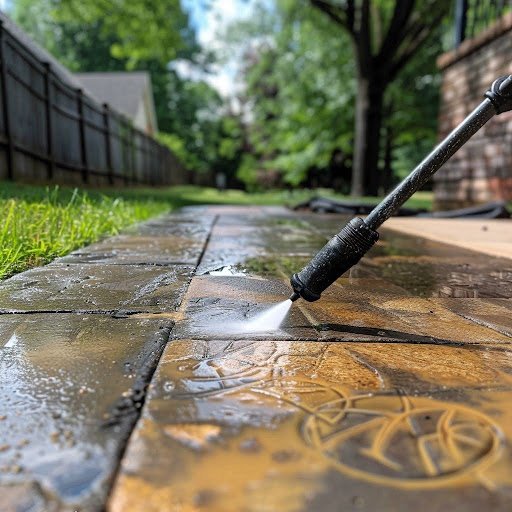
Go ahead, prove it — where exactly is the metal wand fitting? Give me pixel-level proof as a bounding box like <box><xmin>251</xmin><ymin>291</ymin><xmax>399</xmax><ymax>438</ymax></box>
<box><xmin>290</xmin><ymin>75</ymin><xmax>512</xmax><ymax>302</ymax></box>
<box><xmin>290</xmin><ymin>217</ymin><xmax>378</xmax><ymax>301</ymax></box>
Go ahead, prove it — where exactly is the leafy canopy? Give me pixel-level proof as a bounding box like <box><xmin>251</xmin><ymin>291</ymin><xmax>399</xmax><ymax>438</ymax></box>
<box><xmin>51</xmin><ymin>0</ymin><xmax>197</xmax><ymax>67</ymax></box>
<box><xmin>230</xmin><ymin>2</ymin><xmax>355</xmax><ymax>186</ymax></box>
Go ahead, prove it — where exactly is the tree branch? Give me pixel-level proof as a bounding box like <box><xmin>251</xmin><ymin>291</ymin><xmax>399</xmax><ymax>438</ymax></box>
<box><xmin>310</xmin><ymin>0</ymin><xmax>355</xmax><ymax>35</ymax></box>
<box><xmin>376</xmin><ymin>0</ymin><xmax>415</xmax><ymax>63</ymax></box>
<box><xmin>388</xmin><ymin>8</ymin><xmax>447</xmax><ymax>79</ymax></box>
<box><xmin>346</xmin><ymin>0</ymin><xmax>355</xmax><ymax>33</ymax></box>
<box><xmin>355</xmin><ymin>0</ymin><xmax>372</xmax><ymax>75</ymax></box>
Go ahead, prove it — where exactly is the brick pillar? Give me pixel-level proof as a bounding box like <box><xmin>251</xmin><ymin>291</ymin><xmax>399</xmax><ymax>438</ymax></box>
<box><xmin>435</xmin><ymin>13</ymin><xmax>512</xmax><ymax>209</ymax></box>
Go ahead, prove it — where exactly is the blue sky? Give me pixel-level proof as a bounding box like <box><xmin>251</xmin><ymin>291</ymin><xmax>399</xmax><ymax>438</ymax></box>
<box><xmin>180</xmin><ymin>0</ymin><xmax>268</xmax><ymax>98</ymax></box>
<box><xmin>183</xmin><ymin>0</ymin><xmax>209</xmax><ymax>33</ymax></box>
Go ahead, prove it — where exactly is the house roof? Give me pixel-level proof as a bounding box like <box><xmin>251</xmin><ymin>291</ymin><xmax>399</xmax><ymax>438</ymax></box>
<box><xmin>74</xmin><ymin>72</ymin><xmax>153</xmax><ymax>120</ymax></box>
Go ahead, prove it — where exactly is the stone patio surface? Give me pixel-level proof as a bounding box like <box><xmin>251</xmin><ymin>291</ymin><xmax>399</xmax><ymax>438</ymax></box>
<box><xmin>1</xmin><ymin>206</ymin><xmax>512</xmax><ymax>511</ymax></box>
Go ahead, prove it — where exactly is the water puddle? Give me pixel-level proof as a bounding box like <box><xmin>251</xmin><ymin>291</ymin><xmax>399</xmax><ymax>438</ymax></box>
<box><xmin>206</xmin><ymin>265</ymin><xmax>247</xmax><ymax>277</ymax></box>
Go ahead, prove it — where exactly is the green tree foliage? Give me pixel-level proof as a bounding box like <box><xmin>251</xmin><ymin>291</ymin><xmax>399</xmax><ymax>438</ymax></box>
<box><xmin>11</xmin><ymin>0</ymin><xmax>244</xmax><ymax>180</ymax></box>
<box><xmin>229</xmin><ymin>0</ymin><xmax>447</xmax><ymax>193</ymax></box>
<box><xmin>11</xmin><ymin>0</ymin><xmax>197</xmax><ymax>66</ymax></box>
<box><xmin>310</xmin><ymin>0</ymin><xmax>450</xmax><ymax>195</ymax></box>
<box><xmin>50</xmin><ymin>0</ymin><xmax>197</xmax><ymax>67</ymax></box>
<box><xmin>232</xmin><ymin>3</ymin><xmax>355</xmax><ymax>188</ymax></box>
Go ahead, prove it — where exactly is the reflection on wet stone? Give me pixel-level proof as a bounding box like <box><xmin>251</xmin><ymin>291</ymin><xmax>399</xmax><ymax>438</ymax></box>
<box><xmin>0</xmin><ymin>264</ymin><xmax>195</xmax><ymax>313</ymax></box>
<box><xmin>0</xmin><ymin>314</ymin><xmax>172</xmax><ymax>510</ymax></box>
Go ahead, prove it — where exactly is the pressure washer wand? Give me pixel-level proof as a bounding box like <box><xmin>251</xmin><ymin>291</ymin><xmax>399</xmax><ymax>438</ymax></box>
<box><xmin>289</xmin><ymin>75</ymin><xmax>512</xmax><ymax>303</ymax></box>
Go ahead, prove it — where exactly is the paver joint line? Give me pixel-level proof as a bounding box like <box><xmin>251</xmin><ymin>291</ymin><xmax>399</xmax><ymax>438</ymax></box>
<box><xmin>194</xmin><ymin>214</ymin><xmax>220</xmax><ymax>270</ymax></box>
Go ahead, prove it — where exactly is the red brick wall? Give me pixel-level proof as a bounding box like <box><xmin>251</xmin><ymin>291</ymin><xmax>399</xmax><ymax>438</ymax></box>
<box><xmin>434</xmin><ymin>13</ymin><xmax>512</xmax><ymax>209</ymax></box>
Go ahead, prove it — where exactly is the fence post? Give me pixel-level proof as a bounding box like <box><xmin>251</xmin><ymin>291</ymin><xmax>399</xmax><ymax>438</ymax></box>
<box><xmin>454</xmin><ymin>0</ymin><xmax>468</xmax><ymax>47</ymax></box>
<box><xmin>102</xmin><ymin>103</ymin><xmax>114</xmax><ymax>185</ymax></box>
<box><xmin>0</xmin><ymin>21</ymin><xmax>14</xmax><ymax>181</ymax></box>
<box><xmin>149</xmin><ymin>137</ymin><xmax>155</xmax><ymax>186</ymax></box>
<box><xmin>43</xmin><ymin>62</ymin><xmax>55</xmax><ymax>180</ymax></box>
<box><xmin>122</xmin><ymin>120</ymin><xmax>129</xmax><ymax>186</ymax></box>
<box><xmin>77</xmin><ymin>88</ymin><xmax>88</xmax><ymax>184</ymax></box>
<box><xmin>155</xmin><ymin>142</ymin><xmax>160</xmax><ymax>185</ymax></box>
<box><xmin>155</xmin><ymin>140</ymin><xmax>161</xmax><ymax>186</ymax></box>
<box><xmin>143</xmin><ymin>135</ymin><xmax>151</xmax><ymax>186</ymax></box>
<box><xmin>128</xmin><ymin>124</ymin><xmax>135</xmax><ymax>185</ymax></box>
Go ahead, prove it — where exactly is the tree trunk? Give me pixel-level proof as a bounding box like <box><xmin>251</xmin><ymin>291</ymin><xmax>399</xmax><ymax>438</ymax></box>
<box><xmin>351</xmin><ymin>76</ymin><xmax>385</xmax><ymax>197</ymax></box>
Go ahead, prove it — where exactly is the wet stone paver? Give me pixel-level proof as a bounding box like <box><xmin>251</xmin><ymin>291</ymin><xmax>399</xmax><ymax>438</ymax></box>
<box><xmin>0</xmin><ymin>314</ymin><xmax>173</xmax><ymax>511</ymax></box>
<box><xmin>107</xmin><ymin>206</ymin><xmax>512</xmax><ymax>512</ymax></box>
<box><xmin>0</xmin><ymin>263</ymin><xmax>196</xmax><ymax>313</ymax></box>
<box><xmin>0</xmin><ymin>212</ymin><xmax>213</xmax><ymax>511</ymax></box>
<box><xmin>2</xmin><ymin>206</ymin><xmax>512</xmax><ymax>511</ymax></box>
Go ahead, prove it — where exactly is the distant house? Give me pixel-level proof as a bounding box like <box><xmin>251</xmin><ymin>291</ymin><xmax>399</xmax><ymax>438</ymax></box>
<box><xmin>75</xmin><ymin>72</ymin><xmax>158</xmax><ymax>135</ymax></box>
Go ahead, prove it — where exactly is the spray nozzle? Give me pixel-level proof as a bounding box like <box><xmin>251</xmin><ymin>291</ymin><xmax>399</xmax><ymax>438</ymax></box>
<box><xmin>289</xmin><ymin>217</ymin><xmax>379</xmax><ymax>302</ymax></box>
<box><xmin>289</xmin><ymin>76</ymin><xmax>512</xmax><ymax>302</ymax></box>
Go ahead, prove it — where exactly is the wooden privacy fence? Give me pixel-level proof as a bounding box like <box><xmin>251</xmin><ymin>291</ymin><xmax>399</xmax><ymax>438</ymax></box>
<box><xmin>0</xmin><ymin>20</ymin><xmax>186</xmax><ymax>187</ymax></box>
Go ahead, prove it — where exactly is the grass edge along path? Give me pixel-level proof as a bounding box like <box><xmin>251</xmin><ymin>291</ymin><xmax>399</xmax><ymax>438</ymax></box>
<box><xmin>0</xmin><ymin>182</ymin><xmax>433</xmax><ymax>280</ymax></box>
<box><xmin>0</xmin><ymin>185</ymin><xmax>168</xmax><ymax>279</ymax></box>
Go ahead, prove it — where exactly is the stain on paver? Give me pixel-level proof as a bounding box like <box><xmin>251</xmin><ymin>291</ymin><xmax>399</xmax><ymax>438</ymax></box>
<box><xmin>0</xmin><ymin>314</ymin><xmax>172</xmax><ymax>511</ymax></box>
<box><xmin>108</xmin><ymin>339</ymin><xmax>512</xmax><ymax>512</ymax></box>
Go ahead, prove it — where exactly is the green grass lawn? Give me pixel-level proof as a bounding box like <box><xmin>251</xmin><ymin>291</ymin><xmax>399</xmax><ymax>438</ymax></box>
<box><xmin>0</xmin><ymin>181</ymin><xmax>432</xmax><ymax>279</ymax></box>
<box><xmin>100</xmin><ymin>185</ymin><xmax>433</xmax><ymax>210</ymax></box>
<box><xmin>0</xmin><ymin>183</ymin><xmax>168</xmax><ymax>279</ymax></box>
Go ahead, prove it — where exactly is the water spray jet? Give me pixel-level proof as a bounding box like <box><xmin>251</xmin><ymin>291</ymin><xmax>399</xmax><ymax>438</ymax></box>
<box><xmin>289</xmin><ymin>75</ymin><xmax>512</xmax><ymax>303</ymax></box>
<box><xmin>243</xmin><ymin>299</ymin><xmax>293</xmax><ymax>332</ymax></box>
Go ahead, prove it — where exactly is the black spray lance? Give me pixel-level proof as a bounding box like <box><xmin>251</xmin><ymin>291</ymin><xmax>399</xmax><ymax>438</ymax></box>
<box><xmin>290</xmin><ymin>75</ymin><xmax>512</xmax><ymax>302</ymax></box>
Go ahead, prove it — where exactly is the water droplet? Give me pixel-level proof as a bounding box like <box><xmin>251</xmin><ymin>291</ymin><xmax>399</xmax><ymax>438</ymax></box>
<box><xmin>163</xmin><ymin>381</ymin><xmax>175</xmax><ymax>393</ymax></box>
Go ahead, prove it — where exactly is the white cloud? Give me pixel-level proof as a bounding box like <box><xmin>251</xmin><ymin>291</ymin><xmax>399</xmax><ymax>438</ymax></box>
<box><xmin>179</xmin><ymin>0</ymin><xmax>267</xmax><ymax>100</ymax></box>
<box><xmin>197</xmin><ymin>0</ymin><xmax>252</xmax><ymax>48</ymax></box>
